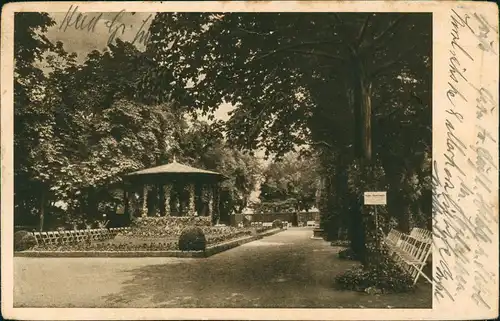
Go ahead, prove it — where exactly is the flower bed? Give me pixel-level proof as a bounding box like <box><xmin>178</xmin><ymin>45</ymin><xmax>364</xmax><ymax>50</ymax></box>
<box><xmin>124</xmin><ymin>216</ymin><xmax>212</xmax><ymax>238</ymax></box>
<box><xmin>17</xmin><ymin>227</ymin><xmax>285</xmax><ymax>257</ymax></box>
<box><xmin>25</xmin><ymin>226</ymin><xmax>272</xmax><ymax>252</ymax></box>
<box><xmin>206</xmin><ymin>229</ymin><xmax>252</xmax><ymax>244</ymax></box>
<box><xmin>25</xmin><ymin>240</ymin><xmax>178</xmax><ymax>252</ymax></box>
<box><xmin>126</xmin><ymin>216</ymin><xmax>257</xmax><ymax>242</ymax></box>
<box><xmin>255</xmin><ymin>226</ymin><xmax>274</xmax><ymax>234</ymax></box>
<box><xmin>19</xmin><ymin>215</ymin><xmax>280</xmax><ymax>254</ymax></box>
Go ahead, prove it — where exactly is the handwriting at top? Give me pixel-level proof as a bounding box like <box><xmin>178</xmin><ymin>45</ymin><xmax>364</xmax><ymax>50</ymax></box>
<box><xmin>471</xmin><ymin>13</ymin><xmax>498</xmax><ymax>55</ymax></box>
<box><xmin>59</xmin><ymin>5</ymin><xmax>152</xmax><ymax>47</ymax></box>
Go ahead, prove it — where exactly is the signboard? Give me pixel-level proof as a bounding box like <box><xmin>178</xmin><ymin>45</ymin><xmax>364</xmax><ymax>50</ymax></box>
<box><xmin>364</xmin><ymin>191</ymin><xmax>387</xmax><ymax>205</ymax></box>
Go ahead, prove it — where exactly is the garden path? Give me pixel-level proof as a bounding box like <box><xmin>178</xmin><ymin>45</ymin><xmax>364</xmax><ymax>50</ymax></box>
<box><xmin>14</xmin><ymin>228</ymin><xmax>431</xmax><ymax>308</ymax></box>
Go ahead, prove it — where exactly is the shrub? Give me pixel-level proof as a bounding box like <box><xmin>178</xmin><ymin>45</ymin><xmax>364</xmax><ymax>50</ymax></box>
<box><xmin>14</xmin><ymin>231</ymin><xmax>30</xmax><ymax>250</ymax></box>
<box><xmin>14</xmin><ymin>231</ymin><xmax>37</xmax><ymax>251</ymax></box>
<box><xmin>335</xmin><ymin>250</ymin><xmax>414</xmax><ymax>293</ymax></box>
<box><xmin>272</xmin><ymin>219</ymin><xmax>283</xmax><ymax>229</ymax></box>
<box><xmin>178</xmin><ymin>227</ymin><xmax>206</xmax><ymax>251</ymax></box>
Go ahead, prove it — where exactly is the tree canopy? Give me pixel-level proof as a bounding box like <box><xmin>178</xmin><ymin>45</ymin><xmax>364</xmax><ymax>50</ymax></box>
<box><xmin>258</xmin><ymin>152</ymin><xmax>319</xmax><ymax>213</ymax></box>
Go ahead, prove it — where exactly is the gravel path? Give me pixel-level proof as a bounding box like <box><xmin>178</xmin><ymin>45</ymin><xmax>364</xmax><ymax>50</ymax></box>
<box><xmin>14</xmin><ymin>228</ymin><xmax>431</xmax><ymax>308</ymax></box>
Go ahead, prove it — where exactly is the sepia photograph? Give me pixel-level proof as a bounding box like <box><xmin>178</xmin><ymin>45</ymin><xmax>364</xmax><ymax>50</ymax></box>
<box><xmin>10</xmin><ymin>8</ymin><xmax>433</xmax><ymax>309</ymax></box>
<box><xmin>1</xmin><ymin>1</ymin><xmax>498</xmax><ymax>320</ymax></box>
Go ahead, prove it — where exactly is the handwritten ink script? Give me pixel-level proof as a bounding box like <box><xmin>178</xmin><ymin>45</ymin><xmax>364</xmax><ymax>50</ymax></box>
<box><xmin>433</xmin><ymin>7</ymin><xmax>498</xmax><ymax>313</ymax></box>
<box><xmin>59</xmin><ymin>5</ymin><xmax>152</xmax><ymax>47</ymax></box>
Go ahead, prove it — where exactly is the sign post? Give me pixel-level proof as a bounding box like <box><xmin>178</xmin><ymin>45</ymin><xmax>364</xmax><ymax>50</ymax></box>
<box><xmin>364</xmin><ymin>191</ymin><xmax>387</xmax><ymax>246</ymax></box>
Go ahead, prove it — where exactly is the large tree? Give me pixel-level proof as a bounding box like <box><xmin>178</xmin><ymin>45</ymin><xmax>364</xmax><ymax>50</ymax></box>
<box><xmin>259</xmin><ymin>152</ymin><xmax>319</xmax><ymax>213</ymax></box>
<box><xmin>14</xmin><ymin>12</ymin><xmax>56</xmax><ymax>230</ymax></box>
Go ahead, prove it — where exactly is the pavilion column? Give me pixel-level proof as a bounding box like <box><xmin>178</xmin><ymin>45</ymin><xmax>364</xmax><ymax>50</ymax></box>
<box><xmin>123</xmin><ymin>186</ymin><xmax>132</xmax><ymax>223</ymax></box>
<box><xmin>213</xmin><ymin>184</ymin><xmax>220</xmax><ymax>225</ymax></box>
<box><xmin>142</xmin><ymin>185</ymin><xmax>149</xmax><ymax>217</ymax></box>
<box><xmin>163</xmin><ymin>184</ymin><xmax>172</xmax><ymax>216</ymax></box>
<box><xmin>187</xmin><ymin>183</ymin><xmax>196</xmax><ymax>216</ymax></box>
<box><xmin>207</xmin><ymin>185</ymin><xmax>213</xmax><ymax>219</ymax></box>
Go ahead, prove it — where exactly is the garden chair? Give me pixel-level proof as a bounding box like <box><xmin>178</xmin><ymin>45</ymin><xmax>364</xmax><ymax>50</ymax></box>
<box><xmin>389</xmin><ymin>234</ymin><xmax>432</xmax><ymax>285</ymax></box>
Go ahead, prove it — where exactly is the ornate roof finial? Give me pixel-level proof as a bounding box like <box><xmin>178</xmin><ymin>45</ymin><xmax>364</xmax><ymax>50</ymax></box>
<box><xmin>173</xmin><ymin>155</ymin><xmax>177</xmax><ymax>163</ymax></box>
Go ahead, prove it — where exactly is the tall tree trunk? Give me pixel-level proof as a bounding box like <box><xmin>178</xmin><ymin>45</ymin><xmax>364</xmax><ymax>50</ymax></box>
<box><xmin>347</xmin><ymin>56</ymin><xmax>373</xmax><ymax>263</ymax></box>
<box><xmin>39</xmin><ymin>190</ymin><xmax>45</xmax><ymax>232</ymax></box>
<box><xmin>351</xmin><ymin>58</ymin><xmax>372</xmax><ymax>163</ymax></box>
<box><xmin>87</xmin><ymin>188</ymin><xmax>99</xmax><ymax>223</ymax></box>
<box><xmin>334</xmin><ymin>154</ymin><xmax>349</xmax><ymax>239</ymax></box>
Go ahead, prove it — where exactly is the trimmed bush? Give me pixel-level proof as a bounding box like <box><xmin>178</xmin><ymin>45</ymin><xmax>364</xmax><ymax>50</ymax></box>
<box><xmin>14</xmin><ymin>231</ymin><xmax>30</xmax><ymax>250</ymax></box>
<box><xmin>272</xmin><ymin>219</ymin><xmax>283</xmax><ymax>229</ymax></box>
<box><xmin>14</xmin><ymin>231</ymin><xmax>37</xmax><ymax>251</ymax></box>
<box><xmin>178</xmin><ymin>227</ymin><xmax>207</xmax><ymax>251</ymax></box>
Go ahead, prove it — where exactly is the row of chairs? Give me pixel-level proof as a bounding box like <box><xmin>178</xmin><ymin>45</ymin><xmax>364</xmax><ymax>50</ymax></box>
<box><xmin>385</xmin><ymin>228</ymin><xmax>432</xmax><ymax>285</ymax></box>
<box><xmin>244</xmin><ymin>221</ymin><xmax>291</xmax><ymax>228</ymax></box>
<box><xmin>32</xmin><ymin>227</ymin><xmax>130</xmax><ymax>245</ymax></box>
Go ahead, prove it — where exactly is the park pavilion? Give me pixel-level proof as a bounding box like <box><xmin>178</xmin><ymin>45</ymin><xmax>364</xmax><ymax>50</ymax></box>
<box><xmin>113</xmin><ymin>158</ymin><xmax>227</xmax><ymax>226</ymax></box>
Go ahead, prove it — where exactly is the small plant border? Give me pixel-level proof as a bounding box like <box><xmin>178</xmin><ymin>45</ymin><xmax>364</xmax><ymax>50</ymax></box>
<box><xmin>14</xmin><ymin>228</ymin><xmax>284</xmax><ymax>258</ymax></box>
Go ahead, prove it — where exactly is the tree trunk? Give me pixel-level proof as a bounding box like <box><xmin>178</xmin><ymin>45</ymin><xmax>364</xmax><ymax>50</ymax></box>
<box><xmin>350</xmin><ymin>58</ymin><xmax>373</xmax><ymax>163</ymax></box>
<box><xmin>348</xmin><ymin>193</ymin><xmax>366</xmax><ymax>262</ymax></box>
<box><xmin>87</xmin><ymin>188</ymin><xmax>99</xmax><ymax>222</ymax></box>
<box><xmin>39</xmin><ymin>190</ymin><xmax>45</xmax><ymax>232</ymax></box>
<box><xmin>349</xmin><ymin>56</ymin><xmax>373</xmax><ymax>264</ymax></box>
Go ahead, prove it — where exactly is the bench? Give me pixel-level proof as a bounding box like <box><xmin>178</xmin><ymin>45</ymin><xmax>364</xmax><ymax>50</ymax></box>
<box><xmin>385</xmin><ymin>228</ymin><xmax>432</xmax><ymax>285</ymax></box>
<box><xmin>306</xmin><ymin>221</ymin><xmax>316</xmax><ymax>227</ymax></box>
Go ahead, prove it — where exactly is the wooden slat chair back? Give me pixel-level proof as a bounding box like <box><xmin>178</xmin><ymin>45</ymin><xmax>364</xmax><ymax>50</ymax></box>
<box><xmin>32</xmin><ymin>232</ymin><xmax>41</xmax><ymax>245</ymax></box>
<box><xmin>390</xmin><ymin>234</ymin><xmax>432</xmax><ymax>285</ymax></box>
<box><xmin>385</xmin><ymin>229</ymin><xmax>402</xmax><ymax>248</ymax></box>
<box><xmin>409</xmin><ymin>228</ymin><xmax>430</xmax><ymax>241</ymax></box>
<box><xmin>39</xmin><ymin>232</ymin><xmax>48</xmax><ymax>244</ymax></box>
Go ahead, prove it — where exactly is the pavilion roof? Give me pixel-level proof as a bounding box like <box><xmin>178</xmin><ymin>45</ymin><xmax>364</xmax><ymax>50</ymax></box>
<box><xmin>126</xmin><ymin>160</ymin><xmax>225</xmax><ymax>178</ymax></box>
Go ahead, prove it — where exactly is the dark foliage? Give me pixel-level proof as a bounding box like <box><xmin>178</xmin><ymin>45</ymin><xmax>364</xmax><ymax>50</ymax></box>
<box><xmin>335</xmin><ymin>254</ymin><xmax>414</xmax><ymax>293</ymax></box>
<box><xmin>338</xmin><ymin>248</ymin><xmax>358</xmax><ymax>260</ymax></box>
<box><xmin>14</xmin><ymin>231</ymin><xmax>38</xmax><ymax>251</ymax></box>
<box><xmin>178</xmin><ymin>227</ymin><xmax>207</xmax><ymax>251</ymax></box>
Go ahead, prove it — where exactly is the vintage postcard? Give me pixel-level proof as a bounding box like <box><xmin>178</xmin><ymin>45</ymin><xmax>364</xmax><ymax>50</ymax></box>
<box><xmin>1</xmin><ymin>1</ymin><xmax>498</xmax><ymax>320</ymax></box>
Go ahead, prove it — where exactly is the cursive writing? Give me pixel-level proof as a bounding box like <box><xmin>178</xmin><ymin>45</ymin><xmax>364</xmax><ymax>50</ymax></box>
<box><xmin>58</xmin><ymin>6</ymin><xmax>152</xmax><ymax>47</ymax></box>
<box><xmin>434</xmin><ymin>7</ymin><xmax>498</xmax><ymax>311</ymax></box>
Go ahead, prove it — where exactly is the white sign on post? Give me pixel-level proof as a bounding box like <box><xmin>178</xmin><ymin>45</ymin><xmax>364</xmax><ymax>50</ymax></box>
<box><xmin>364</xmin><ymin>191</ymin><xmax>387</xmax><ymax>205</ymax></box>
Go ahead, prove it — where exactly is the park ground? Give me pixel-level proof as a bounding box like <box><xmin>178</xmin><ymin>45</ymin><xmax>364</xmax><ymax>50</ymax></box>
<box><xmin>14</xmin><ymin>228</ymin><xmax>431</xmax><ymax>308</ymax></box>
